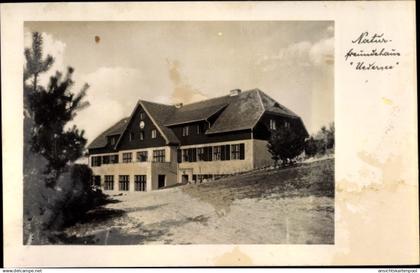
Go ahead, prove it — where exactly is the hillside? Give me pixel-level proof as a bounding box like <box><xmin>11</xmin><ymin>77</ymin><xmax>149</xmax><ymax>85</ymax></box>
<box><xmin>61</xmin><ymin>158</ymin><xmax>334</xmax><ymax>244</ymax></box>
<box><xmin>182</xmin><ymin>158</ymin><xmax>334</xmax><ymax>212</ymax></box>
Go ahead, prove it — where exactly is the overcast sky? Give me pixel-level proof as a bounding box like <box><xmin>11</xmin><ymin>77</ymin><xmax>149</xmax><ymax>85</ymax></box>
<box><xmin>24</xmin><ymin>21</ymin><xmax>334</xmax><ymax>143</ymax></box>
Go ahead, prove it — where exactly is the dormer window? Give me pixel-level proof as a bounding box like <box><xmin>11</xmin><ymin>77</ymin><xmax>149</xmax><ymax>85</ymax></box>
<box><xmin>109</xmin><ymin>136</ymin><xmax>116</xmax><ymax>145</ymax></box>
<box><xmin>269</xmin><ymin>119</ymin><xmax>276</xmax><ymax>130</ymax></box>
<box><xmin>182</xmin><ymin>126</ymin><xmax>189</xmax><ymax>136</ymax></box>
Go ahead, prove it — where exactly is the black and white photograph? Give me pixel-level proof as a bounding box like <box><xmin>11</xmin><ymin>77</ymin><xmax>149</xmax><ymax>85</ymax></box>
<box><xmin>2</xmin><ymin>1</ymin><xmax>418</xmax><ymax>268</ymax></box>
<box><xmin>22</xmin><ymin>21</ymin><xmax>334</xmax><ymax>245</ymax></box>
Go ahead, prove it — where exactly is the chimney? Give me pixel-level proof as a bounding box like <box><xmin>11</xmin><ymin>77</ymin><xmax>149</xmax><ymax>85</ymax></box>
<box><xmin>175</xmin><ymin>103</ymin><xmax>183</xmax><ymax>108</ymax></box>
<box><xmin>230</xmin><ymin>89</ymin><xmax>241</xmax><ymax>96</ymax></box>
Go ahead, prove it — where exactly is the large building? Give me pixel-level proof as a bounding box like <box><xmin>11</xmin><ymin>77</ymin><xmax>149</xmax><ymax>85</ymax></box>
<box><xmin>87</xmin><ymin>89</ymin><xmax>308</xmax><ymax>192</ymax></box>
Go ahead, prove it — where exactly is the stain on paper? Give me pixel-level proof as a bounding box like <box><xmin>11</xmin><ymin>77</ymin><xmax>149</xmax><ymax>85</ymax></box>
<box><xmin>214</xmin><ymin>247</ymin><xmax>253</xmax><ymax>266</ymax></box>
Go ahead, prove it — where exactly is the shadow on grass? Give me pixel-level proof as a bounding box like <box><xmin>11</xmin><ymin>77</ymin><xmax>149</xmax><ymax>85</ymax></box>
<box><xmin>125</xmin><ymin>203</ymin><xmax>168</xmax><ymax>213</ymax></box>
<box><xmin>56</xmin><ymin>213</ymin><xmax>210</xmax><ymax>245</ymax></box>
<box><xmin>77</xmin><ymin>207</ymin><xmax>126</xmax><ymax>225</ymax></box>
<box><xmin>52</xmin><ymin>224</ymin><xmax>168</xmax><ymax>245</ymax></box>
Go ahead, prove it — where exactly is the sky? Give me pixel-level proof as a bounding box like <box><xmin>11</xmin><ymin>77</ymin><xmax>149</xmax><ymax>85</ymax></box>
<box><xmin>24</xmin><ymin>21</ymin><xmax>334</xmax><ymax>143</ymax></box>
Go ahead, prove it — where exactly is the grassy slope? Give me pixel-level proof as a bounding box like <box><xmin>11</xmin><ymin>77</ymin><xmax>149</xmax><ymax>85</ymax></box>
<box><xmin>182</xmin><ymin>158</ymin><xmax>334</xmax><ymax>212</ymax></box>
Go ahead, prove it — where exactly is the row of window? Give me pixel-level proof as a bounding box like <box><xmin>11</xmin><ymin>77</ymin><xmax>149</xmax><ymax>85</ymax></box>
<box><xmin>187</xmin><ymin>174</ymin><xmax>228</xmax><ymax>183</ymax></box>
<box><xmin>181</xmin><ymin>119</ymin><xmax>289</xmax><ymax>138</ymax></box>
<box><xmin>269</xmin><ymin>119</ymin><xmax>290</xmax><ymax>130</ymax></box>
<box><xmin>99</xmin><ymin>175</ymin><xmax>147</xmax><ymax>191</ymax></box>
<box><xmin>92</xmin><ymin>142</ymin><xmax>245</xmax><ymax>166</ymax></box>
<box><xmin>91</xmin><ymin>149</ymin><xmax>166</xmax><ymax>166</ymax></box>
<box><xmin>128</xmin><ymin>129</ymin><xmax>157</xmax><ymax>142</ymax></box>
<box><xmin>113</xmin><ymin>118</ymin><xmax>288</xmax><ymax>146</ymax></box>
<box><xmin>177</xmin><ymin>143</ymin><xmax>245</xmax><ymax>163</ymax></box>
<box><xmin>182</xmin><ymin>123</ymin><xmax>208</xmax><ymax>137</ymax></box>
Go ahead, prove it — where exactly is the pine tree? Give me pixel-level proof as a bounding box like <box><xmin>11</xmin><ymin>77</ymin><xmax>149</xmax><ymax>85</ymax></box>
<box><xmin>24</xmin><ymin>32</ymin><xmax>54</xmax><ymax>110</ymax></box>
<box><xmin>24</xmin><ymin>31</ymin><xmax>90</xmax><ymax>183</ymax></box>
<box><xmin>23</xmin><ymin>32</ymin><xmax>92</xmax><ymax>244</ymax></box>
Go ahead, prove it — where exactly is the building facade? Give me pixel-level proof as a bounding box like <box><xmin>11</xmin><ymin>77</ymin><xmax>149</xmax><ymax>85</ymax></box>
<box><xmin>87</xmin><ymin>89</ymin><xmax>308</xmax><ymax>192</ymax></box>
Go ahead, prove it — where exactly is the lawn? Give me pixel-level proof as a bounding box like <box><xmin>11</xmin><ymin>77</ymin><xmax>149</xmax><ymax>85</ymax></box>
<box><xmin>61</xmin><ymin>158</ymin><xmax>334</xmax><ymax>244</ymax></box>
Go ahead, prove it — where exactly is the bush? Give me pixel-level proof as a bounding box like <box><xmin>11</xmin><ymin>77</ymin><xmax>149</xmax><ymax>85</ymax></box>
<box><xmin>304</xmin><ymin>137</ymin><xmax>318</xmax><ymax>157</ymax></box>
<box><xmin>267</xmin><ymin>126</ymin><xmax>306</xmax><ymax>165</ymax></box>
<box><xmin>24</xmin><ymin>163</ymin><xmax>108</xmax><ymax>244</ymax></box>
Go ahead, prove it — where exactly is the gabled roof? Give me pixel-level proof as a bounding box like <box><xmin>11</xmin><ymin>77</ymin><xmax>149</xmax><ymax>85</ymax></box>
<box><xmin>164</xmin><ymin>102</ymin><xmax>229</xmax><ymax>126</ymax></box>
<box><xmin>258</xmin><ymin>89</ymin><xmax>298</xmax><ymax>117</ymax></box>
<box><xmin>88</xmin><ymin>88</ymin><xmax>304</xmax><ymax>150</ymax></box>
<box><xmin>139</xmin><ymin>100</ymin><xmax>179</xmax><ymax>144</ymax></box>
<box><xmin>205</xmin><ymin>89</ymin><xmax>300</xmax><ymax>134</ymax></box>
<box><xmin>87</xmin><ymin>117</ymin><xmax>130</xmax><ymax>149</ymax></box>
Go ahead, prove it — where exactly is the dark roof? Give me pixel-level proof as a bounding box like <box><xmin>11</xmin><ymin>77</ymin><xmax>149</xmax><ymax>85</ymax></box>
<box><xmin>205</xmin><ymin>90</ymin><xmax>264</xmax><ymax>134</ymax></box>
<box><xmin>205</xmin><ymin>89</ymin><xmax>299</xmax><ymax>134</ymax></box>
<box><xmin>88</xmin><ymin>88</ymin><xmax>304</xmax><ymax>149</ymax></box>
<box><xmin>258</xmin><ymin>90</ymin><xmax>298</xmax><ymax>117</ymax></box>
<box><xmin>164</xmin><ymin>95</ymin><xmax>234</xmax><ymax>126</ymax></box>
<box><xmin>139</xmin><ymin>100</ymin><xmax>179</xmax><ymax>144</ymax></box>
<box><xmin>87</xmin><ymin>117</ymin><xmax>130</xmax><ymax>149</ymax></box>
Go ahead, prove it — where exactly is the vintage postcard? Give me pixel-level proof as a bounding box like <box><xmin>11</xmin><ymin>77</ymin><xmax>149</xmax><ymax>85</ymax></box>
<box><xmin>1</xmin><ymin>1</ymin><xmax>418</xmax><ymax>267</ymax></box>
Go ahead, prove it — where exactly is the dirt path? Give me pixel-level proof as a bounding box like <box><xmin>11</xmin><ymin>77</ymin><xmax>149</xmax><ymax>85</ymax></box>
<box><xmin>63</xmin><ymin>185</ymin><xmax>333</xmax><ymax>244</ymax></box>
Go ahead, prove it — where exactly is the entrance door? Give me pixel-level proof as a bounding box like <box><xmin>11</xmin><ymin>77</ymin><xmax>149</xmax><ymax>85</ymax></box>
<box><xmin>182</xmin><ymin>175</ymin><xmax>189</xmax><ymax>183</ymax></box>
<box><xmin>158</xmin><ymin>175</ymin><xmax>166</xmax><ymax>189</ymax></box>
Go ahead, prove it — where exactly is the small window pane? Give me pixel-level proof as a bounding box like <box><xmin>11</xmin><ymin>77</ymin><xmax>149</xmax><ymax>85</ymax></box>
<box><xmin>122</xmin><ymin>152</ymin><xmax>132</xmax><ymax>163</ymax></box>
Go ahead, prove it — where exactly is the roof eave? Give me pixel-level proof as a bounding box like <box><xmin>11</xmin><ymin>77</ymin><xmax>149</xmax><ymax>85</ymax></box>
<box><xmin>164</xmin><ymin>104</ymin><xmax>228</xmax><ymax>127</ymax></box>
<box><xmin>205</xmin><ymin>127</ymin><xmax>252</xmax><ymax>135</ymax></box>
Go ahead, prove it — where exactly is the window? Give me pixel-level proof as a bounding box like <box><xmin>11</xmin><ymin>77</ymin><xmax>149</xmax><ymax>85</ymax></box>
<box><xmin>197</xmin><ymin>174</ymin><xmax>213</xmax><ymax>183</ymax></box>
<box><xmin>231</xmin><ymin>143</ymin><xmax>245</xmax><ymax>160</ymax></box>
<box><xmin>181</xmin><ymin>148</ymin><xmax>196</xmax><ymax>162</ymax></box>
<box><xmin>205</xmin><ymin>146</ymin><xmax>213</xmax><ymax>161</ymax></box>
<box><xmin>182</xmin><ymin>149</ymin><xmax>189</xmax><ymax>162</ymax></box>
<box><xmin>135</xmin><ymin>175</ymin><xmax>146</xmax><ymax>191</ymax></box>
<box><xmin>122</xmin><ymin>152</ymin><xmax>132</xmax><ymax>163</ymax></box>
<box><xmin>197</xmin><ymin>124</ymin><xmax>202</xmax><ymax>134</ymax></box>
<box><xmin>91</xmin><ymin>156</ymin><xmax>101</xmax><ymax>167</ymax></box>
<box><xmin>153</xmin><ymin>149</ymin><xmax>165</xmax><ymax>162</ymax></box>
<box><xmin>197</xmin><ymin>147</ymin><xmax>205</xmax><ymax>161</ymax></box>
<box><xmin>110</xmin><ymin>137</ymin><xmax>116</xmax><ymax>145</ymax></box>
<box><xmin>119</xmin><ymin>175</ymin><xmax>129</xmax><ymax>191</ymax></box>
<box><xmin>140</xmin><ymin>112</ymin><xmax>145</xmax><ymax>120</ymax></box>
<box><xmin>231</xmin><ymin>144</ymin><xmax>241</xmax><ymax>160</ymax></box>
<box><xmin>151</xmin><ymin>129</ymin><xmax>157</xmax><ymax>139</ymax></box>
<box><xmin>140</xmin><ymin>131</ymin><xmax>144</xmax><ymax>140</ymax></box>
<box><xmin>104</xmin><ymin>175</ymin><xmax>114</xmax><ymax>190</ymax></box>
<box><xmin>285</xmin><ymin>121</ymin><xmax>290</xmax><ymax>128</ymax></box>
<box><xmin>110</xmin><ymin>154</ymin><xmax>119</xmax><ymax>164</ymax></box>
<box><xmin>102</xmin><ymin>155</ymin><xmax>110</xmax><ymax>164</ymax></box>
<box><xmin>129</xmin><ymin>132</ymin><xmax>134</xmax><ymax>141</ymax></box>
<box><xmin>221</xmin><ymin>145</ymin><xmax>230</xmax><ymax>161</ymax></box>
<box><xmin>137</xmin><ymin>151</ymin><xmax>148</xmax><ymax>162</ymax></box>
<box><xmin>270</xmin><ymin>119</ymin><xmax>276</xmax><ymax>130</ymax></box>
<box><xmin>182</xmin><ymin>126</ymin><xmax>189</xmax><ymax>136</ymax></box>
<box><xmin>213</xmin><ymin>146</ymin><xmax>222</xmax><ymax>161</ymax></box>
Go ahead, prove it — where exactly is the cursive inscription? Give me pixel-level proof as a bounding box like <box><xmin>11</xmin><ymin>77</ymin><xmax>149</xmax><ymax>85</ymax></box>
<box><xmin>345</xmin><ymin>32</ymin><xmax>400</xmax><ymax>71</ymax></box>
<box><xmin>352</xmin><ymin>32</ymin><xmax>390</xmax><ymax>44</ymax></box>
